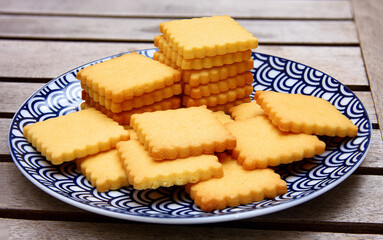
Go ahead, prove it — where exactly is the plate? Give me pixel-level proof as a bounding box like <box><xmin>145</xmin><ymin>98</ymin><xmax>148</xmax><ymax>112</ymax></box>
<box><xmin>8</xmin><ymin>49</ymin><xmax>371</xmax><ymax>224</ymax></box>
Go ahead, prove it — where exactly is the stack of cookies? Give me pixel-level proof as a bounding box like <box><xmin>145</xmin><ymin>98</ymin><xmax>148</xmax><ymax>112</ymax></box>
<box><xmin>153</xmin><ymin>15</ymin><xmax>258</xmax><ymax>112</ymax></box>
<box><xmin>77</xmin><ymin>52</ymin><xmax>182</xmax><ymax>125</ymax></box>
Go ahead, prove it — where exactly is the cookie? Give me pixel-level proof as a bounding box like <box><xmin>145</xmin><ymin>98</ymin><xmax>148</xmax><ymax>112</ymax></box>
<box><xmin>116</xmin><ymin>140</ymin><xmax>223</xmax><ymax>190</ymax></box>
<box><xmin>229</xmin><ymin>101</ymin><xmax>264</xmax><ymax>120</ymax></box>
<box><xmin>23</xmin><ymin>108</ymin><xmax>130</xmax><ymax>165</ymax></box>
<box><xmin>183</xmin><ymin>72</ymin><xmax>253</xmax><ymax>98</ymax></box>
<box><xmin>160</xmin><ymin>15</ymin><xmax>258</xmax><ymax>59</ymax></box>
<box><xmin>82</xmin><ymin>83</ymin><xmax>182</xmax><ymax>113</ymax></box>
<box><xmin>185</xmin><ymin>152</ymin><xmax>287</xmax><ymax>212</ymax></box>
<box><xmin>153</xmin><ymin>50</ymin><xmax>254</xmax><ymax>87</ymax></box>
<box><xmin>182</xmin><ymin>85</ymin><xmax>253</xmax><ymax>107</ymax></box>
<box><xmin>212</xmin><ymin>111</ymin><xmax>234</xmax><ymax>124</ymax></box>
<box><xmin>183</xmin><ymin>59</ymin><xmax>254</xmax><ymax>87</ymax></box>
<box><xmin>208</xmin><ymin>96</ymin><xmax>252</xmax><ymax>113</ymax></box>
<box><xmin>82</xmin><ymin>92</ymin><xmax>181</xmax><ymax>125</ymax></box>
<box><xmin>154</xmin><ymin>34</ymin><xmax>252</xmax><ymax>70</ymax></box>
<box><xmin>76</xmin><ymin>149</ymin><xmax>129</xmax><ymax>192</ymax></box>
<box><xmin>254</xmin><ymin>91</ymin><xmax>358</xmax><ymax>137</ymax></box>
<box><xmin>130</xmin><ymin>106</ymin><xmax>236</xmax><ymax>160</ymax></box>
<box><xmin>76</xmin><ymin>52</ymin><xmax>181</xmax><ymax>103</ymax></box>
<box><xmin>224</xmin><ymin>116</ymin><xmax>326</xmax><ymax>170</ymax></box>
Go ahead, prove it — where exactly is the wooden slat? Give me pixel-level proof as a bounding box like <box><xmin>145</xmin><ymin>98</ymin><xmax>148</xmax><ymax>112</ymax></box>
<box><xmin>0</xmin><ymin>218</ymin><xmax>380</xmax><ymax>239</ymax></box>
<box><xmin>0</xmin><ymin>162</ymin><xmax>382</xmax><ymax>224</ymax></box>
<box><xmin>0</xmin><ymin>16</ymin><xmax>359</xmax><ymax>44</ymax></box>
<box><xmin>352</xmin><ymin>0</ymin><xmax>383</xmax><ymax>139</ymax></box>
<box><xmin>0</xmin><ymin>40</ymin><xmax>368</xmax><ymax>85</ymax></box>
<box><xmin>2</xmin><ymin>118</ymin><xmax>382</xmax><ymax>168</ymax></box>
<box><xmin>0</xmin><ymin>0</ymin><xmax>353</xmax><ymax>20</ymax></box>
<box><xmin>0</xmin><ymin>81</ymin><xmax>377</xmax><ymax>123</ymax></box>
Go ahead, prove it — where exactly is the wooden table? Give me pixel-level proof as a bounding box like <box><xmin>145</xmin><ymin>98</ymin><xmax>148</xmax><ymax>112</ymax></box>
<box><xmin>1</xmin><ymin>0</ymin><xmax>382</xmax><ymax>239</ymax></box>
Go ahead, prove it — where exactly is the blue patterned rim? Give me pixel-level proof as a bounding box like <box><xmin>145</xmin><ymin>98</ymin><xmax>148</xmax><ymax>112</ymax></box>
<box><xmin>8</xmin><ymin>49</ymin><xmax>371</xmax><ymax>224</ymax></box>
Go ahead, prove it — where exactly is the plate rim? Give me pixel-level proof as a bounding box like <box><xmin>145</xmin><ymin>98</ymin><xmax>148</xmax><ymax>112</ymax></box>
<box><xmin>7</xmin><ymin>48</ymin><xmax>372</xmax><ymax>224</ymax></box>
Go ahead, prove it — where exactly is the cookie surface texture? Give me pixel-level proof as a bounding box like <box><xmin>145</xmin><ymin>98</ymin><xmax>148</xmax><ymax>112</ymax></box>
<box><xmin>76</xmin><ymin>149</ymin><xmax>129</xmax><ymax>192</ymax></box>
<box><xmin>130</xmin><ymin>106</ymin><xmax>236</xmax><ymax>160</ymax></box>
<box><xmin>116</xmin><ymin>140</ymin><xmax>223</xmax><ymax>190</ymax></box>
<box><xmin>254</xmin><ymin>91</ymin><xmax>358</xmax><ymax>137</ymax></box>
<box><xmin>229</xmin><ymin>101</ymin><xmax>264</xmax><ymax>120</ymax></box>
<box><xmin>76</xmin><ymin>52</ymin><xmax>181</xmax><ymax>102</ymax></box>
<box><xmin>186</xmin><ymin>152</ymin><xmax>287</xmax><ymax>212</ymax></box>
<box><xmin>224</xmin><ymin>116</ymin><xmax>326</xmax><ymax>170</ymax></box>
<box><xmin>160</xmin><ymin>15</ymin><xmax>258</xmax><ymax>59</ymax></box>
<box><xmin>23</xmin><ymin>108</ymin><xmax>130</xmax><ymax>165</ymax></box>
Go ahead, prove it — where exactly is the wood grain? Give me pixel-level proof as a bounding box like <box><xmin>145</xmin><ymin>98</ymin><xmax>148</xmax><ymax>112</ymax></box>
<box><xmin>0</xmin><ymin>0</ymin><xmax>353</xmax><ymax>19</ymax></box>
<box><xmin>352</xmin><ymin>0</ymin><xmax>383</xmax><ymax>139</ymax></box>
<box><xmin>0</xmin><ymin>16</ymin><xmax>359</xmax><ymax>44</ymax></box>
<box><xmin>0</xmin><ymin>162</ymin><xmax>382</xmax><ymax>224</ymax></box>
<box><xmin>0</xmin><ymin>218</ymin><xmax>380</xmax><ymax>240</ymax></box>
<box><xmin>0</xmin><ymin>40</ymin><xmax>368</xmax><ymax>85</ymax></box>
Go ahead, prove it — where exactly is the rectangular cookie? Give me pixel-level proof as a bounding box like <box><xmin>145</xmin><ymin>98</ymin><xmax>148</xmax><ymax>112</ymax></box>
<box><xmin>82</xmin><ymin>83</ymin><xmax>182</xmax><ymax>113</ymax></box>
<box><xmin>154</xmin><ymin>35</ymin><xmax>252</xmax><ymax>70</ymax></box>
<box><xmin>183</xmin><ymin>71</ymin><xmax>253</xmax><ymax>98</ymax></box>
<box><xmin>23</xmin><ymin>108</ymin><xmax>130</xmax><ymax>165</ymax></box>
<box><xmin>82</xmin><ymin>92</ymin><xmax>181</xmax><ymax>125</ymax></box>
<box><xmin>182</xmin><ymin>85</ymin><xmax>253</xmax><ymax>107</ymax></box>
<box><xmin>160</xmin><ymin>15</ymin><xmax>258</xmax><ymax>59</ymax></box>
<box><xmin>76</xmin><ymin>52</ymin><xmax>181</xmax><ymax>103</ymax></box>
<box><xmin>130</xmin><ymin>106</ymin><xmax>236</xmax><ymax>160</ymax></box>
<box><xmin>117</xmin><ymin>140</ymin><xmax>223</xmax><ymax>190</ymax></box>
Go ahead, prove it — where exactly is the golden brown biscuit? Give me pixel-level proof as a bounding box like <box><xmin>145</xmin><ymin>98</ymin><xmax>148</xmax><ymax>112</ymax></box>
<box><xmin>23</xmin><ymin>108</ymin><xmax>129</xmax><ymax>165</ymax></box>
<box><xmin>185</xmin><ymin>152</ymin><xmax>287</xmax><ymax>212</ymax></box>
<box><xmin>117</xmin><ymin>140</ymin><xmax>223</xmax><ymax>190</ymax></box>
<box><xmin>76</xmin><ymin>149</ymin><xmax>129</xmax><ymax>192</ymax></box>
<box><xmin>160</xmin><ymin>15</ymin><xmax>258</xmax><ymax>59</ymax></box>
<box><xmin>254</xmin><ymin>91</ymin><xmax>358</xmax><ymax>137</ymax></box>
<box><xmin>130</xmin><ymin>106</ymin><xmax>236</xmax><ymax>160</ymax></box>
<box><xmin>225</xmin><ymin>116</ymin><xmax>326</xmax><ymax>170</ymax></box>
<box><xmin>229</xmin><ymin>101</ymin><xmax>264</xmax><ymax>120</ymax></box>
<box><xmin>77</xmin><ymin>52</ymin><xmax>181</xmax><ymax>103</ymax></box>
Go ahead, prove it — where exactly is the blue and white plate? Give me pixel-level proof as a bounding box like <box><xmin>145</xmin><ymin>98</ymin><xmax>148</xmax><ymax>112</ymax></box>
<box><xmin>8</xmin><ymin>49</ymin><xmax>371</xmax><ymax>224</ymax></box>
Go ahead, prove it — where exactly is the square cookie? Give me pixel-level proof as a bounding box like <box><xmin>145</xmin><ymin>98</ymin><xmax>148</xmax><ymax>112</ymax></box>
<box><xmin>76</xmin><ymin>149</ymin><xmax>129</xmax><ymax>192</ymax></box>
<box><xmin>77</xmin><ymin>52</ymin><xmax>181</xmax><ymax>103</ymax></box>
<box><xmin>160</xmin><ymin>15</ymin><xmax>258</xmax><ymax>59</ymax></box>
<box><xmin>117</xmin><ymin>140</ymin><xmax>223</xmax><ymax>190</ymax></box>
<box><xmin>254</xmin><ymin>90</ymin><xmax>359</xmax><ymax>137</ymax></box>
<box><xmin>186</xmin><ymin>152</ymin><xmax>287</xmax><ymax>212</ymax></box>
<box><xmin>224</xmin><ymin>116</ymin><xmax>326</xmax><ymax>170</ymax></box>
<box><xmin>130</xmin><ymin>106</ymin><xmax>236</xmax><ymax>160</ymax></box>
<box><xmin>23</xmin><ymin>108</ymin><xmax>130</xmax><ymax>165</ymax></box>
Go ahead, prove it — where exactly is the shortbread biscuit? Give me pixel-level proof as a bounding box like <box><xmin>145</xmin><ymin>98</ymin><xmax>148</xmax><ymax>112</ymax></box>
<box><xmin>185</xmin><ymin>152</ymin><xmax>287</xmax><ymax>212</ymax></box>
<box><xmin>153</xmin><ymin>51</ymin><xmax>254</xmax><ymax>87</ymax></box>
<box><xmin>225</xmin><ymin>116</ymin><xmax>326</xmax><ymax>170</ymax></box>
<box><xmin>160</xmin><ymin>15</ymin><xmax>258</xmax><ymax>59</ymax></box>
<box><xmin>208</xmin><ymin>96</ymin><xmax>252</xmax><ymax>113</ymax></box>
<box><xmin>254</xmin><ymin>91</ymin><xmax>358</xmax><ymax>137</ymax></box>
<box><xmin>77</xmin><ymin>52</ymin><xmax>181</xmax><ymax>103</ymax></box>
<box><xmin>229</xmin><ymin>101</ymin><xmax>264</xmax><ymax>120</ymax></box>
<box><xmin>82</xmin><ymin>83</ymin><xmax>182</xmax><ymax>113</ymax></box>
<box><xmin>83</xmin><ymin>92</ymin><xmax>181</xmax><ymax>125</ymax></box>
<box><xmin>182</xmin><ymin>85</ymin><xmax>253</xmax><ymax>107</ymax></box>
<box><xmin>155</xmin><ymin>34</ymin><xmax>252</xmax><ymax>70</ymax></box>
<box><xmin>76</xmin><ymin>149</ymin><xmax>129</xmax><ymax>192</ymax></box>
<box><xmin>213</xmin><ymin>111</ymin><xmax>234</xmax><ymax>124</ymax></box>
<box><xmin>130</xmin><ymin>106</ymin><xmax>236</xmax><ymax>160</ymax></box>
<box><xmin>23</xmin><ymin>108</ymin><xmax>130</xmax><ymax>165</ymax></box>
<box><xmin>183</xmin><ymin>59</ymin><xmax>254</xmax><ymax>87</ymax></box>
<box><xmin>117</xmin><ymin>140</ymin><xmax>223</xmax><ymax>190</ymax></box>
<box><xmin>183</xmin><ymin>72</ymin><xmax>253</xmax><ymax>98</ymax></box>
<box><xmin>122</xmin><ymin>126</ymin><xmax>139</xmax><ymax>140</ymax></box>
